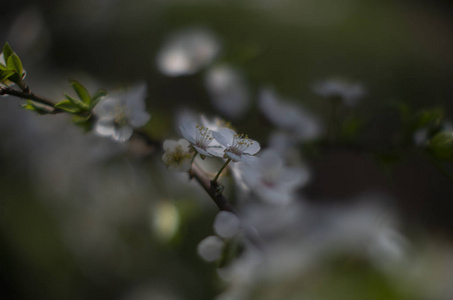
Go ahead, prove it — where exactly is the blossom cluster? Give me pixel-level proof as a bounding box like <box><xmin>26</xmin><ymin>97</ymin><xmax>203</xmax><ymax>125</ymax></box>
<box><xmin>162</xmin><ymin>116</ymin><xmax>261</xmax><ymax>172</ymax></box>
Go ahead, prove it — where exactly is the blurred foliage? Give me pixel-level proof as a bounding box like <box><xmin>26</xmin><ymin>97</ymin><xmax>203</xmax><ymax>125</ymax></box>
<box><xmin>2</xmin><ymin>0</ymin><xmax>453</xmax><ymax>300</ymax></box>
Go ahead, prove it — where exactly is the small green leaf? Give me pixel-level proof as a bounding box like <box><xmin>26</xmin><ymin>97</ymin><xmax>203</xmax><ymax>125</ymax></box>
<box><xmin>65</xmin><ymin>94</ymin><xmax>89</xmax><ymax>111</ymax></box>
<box><xmin>21</xmin><ymin>100</ymin><xmax>53</xmax><ymax>115</ymax></box>
<box><xmin>428</xmin><ymin>131</ymin><xmax>453</xmax><ymax>160</ymax></box>
<box><xmin>0</xmin><ymin>69</ymin><xmax>14</xmax><ymax>83</ymax></box>
<box><xmin>72</xmin><ymin>114</ymin><xmax>91</xmax><ymax>123</ymax></box>
<box><xmin>2</xmin><ymin>43</ymin><xmax>14</xmax><ymax>63</ymax></box>
<box><xmin>89</xmin><ymin>89</ymin><xmax>107</xmax><ymax>109</ymax></box>
<box><xmin>71</xmin><ymin>80</ymin><xmax>91</xmax><ymax>104</ymax></box>
<box><xmin>7</xmin><ymin>54</ymin><xmax>23</xmax><ymax>77</ymax></box>
<box><xmin>415</xmin><ymin>108</ymin><xmax>443</xmax><ymax>129</ymax></box>
<box><xmin>72</xmin><ymin>114</ymin><xmax>94</xmax><ymax>132</ymax></box>
<box><xmin>55</xmin><ymin>99</ymin><xmax>82</xmax><ymax>113</ymax></box>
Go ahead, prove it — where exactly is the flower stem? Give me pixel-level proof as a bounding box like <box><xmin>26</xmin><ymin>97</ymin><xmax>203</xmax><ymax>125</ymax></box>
<box><xmin>213</xmin><ymin>158</ymin><xmax>232</xmax><ymax>184</ymax></box>
<box><xmin>190</xmin><ymin>152</ymin><xmax>198</xmax><ymax>169</ymax></box>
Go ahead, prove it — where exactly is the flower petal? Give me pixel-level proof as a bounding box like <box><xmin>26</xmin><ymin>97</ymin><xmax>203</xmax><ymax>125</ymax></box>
<box><xmin>163</xmin><ymin>140</ymin><xmax>178</xmax><ymax>151</ymax></box>
<box><xmin>113</xmin><ymin>126</ymin><xmax>134</xmax><ymax>142</ymax></box>
<box><xmin>243</xmin><ymin>140</ymin><xmax>260</xmax><ymax>155</ymax></box>
<box><xmin>239</xmin><ymin>154</ymin><xmax>260</xmax><ymax>165</ymax></box>
<box><xmin>212</xmin><ymin>128</ymin><xmax>236</xmax><ymax>147</ymax></box>
<box><xmin>225</xmin><ymin>151</ymin><xmax>241</xmax><ymax>162</ymax></box>
<box><xmin>129</xmin><ymin>110</ymin><xmax>151</xmax><ymax>127</ymax></box>
<box><xmin>206</xmin><ymin>146</ymin><xmax>225</xmax><ymax>158</ymax></box>
<box><xmin>95</xmin><ymin>119</ymin><xmax>115</xmax><ymax>137</ymax></box>
<box><xmin>193</xmin><ymin>145</ymin><xmax>212</xmax><ymax>156</ymax></box>
<box><xmin>180</xmin><ymin>124</ymin><xmax>197</xmax><ymax>144</ymax></box>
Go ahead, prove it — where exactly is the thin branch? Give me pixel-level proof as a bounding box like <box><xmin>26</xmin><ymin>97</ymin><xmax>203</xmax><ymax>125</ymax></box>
<box><xmin>0</xmin><ymin>86</ymin><xmax>64</xmax><ymax>114</ymax></box>
<box><xmin>189</xmin><ymin>163</ymin><xmax>238</xmax><ymax>214</ymax></box>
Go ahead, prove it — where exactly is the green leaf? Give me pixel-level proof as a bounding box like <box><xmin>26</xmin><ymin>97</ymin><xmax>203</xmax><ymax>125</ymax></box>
<box><xmin>71</xmin><ymin>80</ymin><xmax>91</xmax><ymax>104</ymax></box>
<box><xmin>428</xmin><ymin>131</ymin><xmax>453</xmax><ymax>160</ymax></box>
<box><xmin>7</xmin><ymin>54</ymin><xmax>23</xmax><ymax>77</ymax></box>
<box><xmin>55</xmin><ymin>99</ymin><xmax>82</xmax><ymax>113</ymax></box>
<box><xmin>89</xmin><ymin>89</ymin><xmax>107</xmax><ymax>109</ymax></box>
<box><xmin>72</xmin><ymin>114</ymin><xmax>92</xmax><ymax>123</ymax></box>
<box><xmin>0</xmin><ymin>69</ymin><xmax>14</xmax><ymax>83</ymax></box>
<box><xmin>415</xmin><ymin>108</ymin><xmax>443</xmax><ymax>129</ymax></box>
<box><xmin>65</xmin><ymin>94</ymin><xmax>89</xmax><ymax>111</ymax></box>
<box><xmin>21</xmin><ymin>100</ymin><xmax>53</xmax><ymax>115</ymax></box>
<box><xmin>2</xmin><ymin>43</ymin><xmax>14</xmax><ymax>63</ymax></box>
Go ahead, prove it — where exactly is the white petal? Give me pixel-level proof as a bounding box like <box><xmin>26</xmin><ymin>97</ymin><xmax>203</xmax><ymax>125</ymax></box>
<box><xmin>113</xmin><ymin>126</ymin><xmax>133</xmax><ymax>142</ymax></box>
<box><xmin>179</xmin><ymin>125</ymin><xmax>197</xmax><ymax>144</ymax></box>
<box><xmin>257</xmin><ymin>188</ymin><xmax>292</xmax><ymax>205</ymax></box>
<box><xmin>157</xmin><ymin>28</ymin><xmax>220</xmax><ymax>77</ymax></box>
<box><xmin>243</xmin><ymin>140</ymin><xmax>260</xmax><ymax>155</ymax></box>
<box><xmin>197</xmin><ymin>236</ymin><xmax>224</xmax><ymax>262</ymax></box>
<box><xmin>193</xmin><ymin>145</ymin><xmax>212</xmax><ymax>156</ymax></box>
<box><xmin>225</xmin><ymin>151</ymin><xmax>241</xmax><ymax>162</ymax></box>
<box><xmin>258</xmin><ymin>149</ymin><xmax>283</xmax><ymax>170</ymax></box>
<box><xmin>279</xmin><ymin>167</ymin><xmax>310</xmax><ymax>190</ymax></box>
<box><xmin>129</xmin><ymin>110</ymin><xmax>151</xmax><ymax>127</ymax></box>
<box><xmin>127</xmin><ymin>83</ymin><xmax>148</xmax><ymax>109</ymax></box>
<box><xmin>163</xmin><ymin>139</ymin><xmax>178</xmax><ymax>151</ymax></box>
<box><xmin>214</xmin><ymin>211</ymin><xmax>240</xmax><ymax>239</ymax></box>
<box><xmin>239</xmin><ymin>154</ymin><xmax>259</xmax><ymax>165</ymax></box>
<box><xmin>94</xmin><ymin>119</ymin><xmax>115</xmax><ymax>137</ymax></box>
<box><xmin>213</xmin><ymin>128</ymin><xmax>236</xmax><ymax>147</ymax></box>
<box><xmin>206</xmin><ymin>146</ymin><xmax>225</xmax><ymax>158</ymax></box>
<box><xmin>178</xmin><ymin>138</ymin><xmax>191</xmax><ymax>149</ymax></box>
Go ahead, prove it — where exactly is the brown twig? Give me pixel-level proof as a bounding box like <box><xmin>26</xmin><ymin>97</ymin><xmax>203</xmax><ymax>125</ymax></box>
<box><xmin>0</xmin><ymin>86</ymin><xmax>64</xmax><ymax>114</ymax></box>
<box><xmin>189</xmin><ymin>163</ymin><xmax>238</xmax><ymax>214</ymax></box>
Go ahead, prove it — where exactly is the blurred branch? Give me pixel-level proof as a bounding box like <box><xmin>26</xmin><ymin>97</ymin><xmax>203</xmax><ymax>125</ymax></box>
<box><xmin>189</xmin><ymin>163</ymin><xmax>238</xmax><ymax>214</ymax></box>
<box><xmin>1</xmin><ymin>85</ymin><xmax>239</xmax><ymax>213</ymax></box>
<box><xmin>0</xmin><ymin>86</ymin><xmax>64</xmax><ymax>114</ymax></box>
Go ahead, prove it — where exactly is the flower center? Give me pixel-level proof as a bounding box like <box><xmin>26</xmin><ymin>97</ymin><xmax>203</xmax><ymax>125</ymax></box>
<box><xmin>195</xmin><ymin>125</ymin><xmax>213</xmax><ymax>149</ymax></box>
<box><xmin>171</xmin><ymin>146</ymin><xmax>191</xmax><ymax>165</ymax></box>
<box><xmin>114</xmin><ymin>105</ymin><xmax>129</xmax><ymax>126</ymax></box>
<box><xmin>228</xmin><ymin>134</ymin><xmax>253</xmax><ymax>156</ymax></box>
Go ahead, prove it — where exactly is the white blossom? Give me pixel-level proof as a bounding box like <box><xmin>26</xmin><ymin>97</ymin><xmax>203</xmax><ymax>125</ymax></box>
<box><xmin>259</xmin><ymin>88</ymin><xmax>322</xmax><ymax>141</ymax></box>
<box><xmin>214</xmin><ymin>211</ymin><xmax>241</xmax><ymax>239</ymax></box>
<box><xmin>205</xmin><ymin>65</ymin><xmax>251</xmax><ymax>118</ymax></box>
<box><xmin>313</xmin><ymin>78</ymin><xmax>365</xmax><ymax>106</ymax></box>
<box><xmin>239</xmin><ymin>150</ymin><xmax>309</xmax><ymax>205</ymax></box>
<box><xmin>212</xmin><ymin>128</ymin><xmax>260</xmax><ymax>164</ymax></box>
<box><xmin>93</xmin><ymin>83</ymin><xmax>150</xmax><ymax>142</ymax></box>
<box><xmin>156</xmin><ymin>28</ymin><xmax>220</xmax><ymax>76</ymax></box>
<box><xmin>197</xmin><ymin>236</ymin><xmax>224</xmax><ymax>262</ymax></box>
<box><xmin>162</xmin><ymin>139</ymin><xmax>193</xmax><ymax>172</ymax></box>
<box><xmin>180</xmin><ymin>121</ymin><xmax>225</xmax><ymax>157</ymax></box>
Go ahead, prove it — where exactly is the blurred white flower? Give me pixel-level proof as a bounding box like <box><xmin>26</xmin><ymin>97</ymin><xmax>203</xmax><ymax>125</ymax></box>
<box><xmin>180</xmin><ymin>121</ymin><xmax>225</xmax><ymax>157</ymax></box>
<box><xmin>197</xmin><ymin>236</ymin><xmax>224</xmax><ymax>262</ymax></box>
<box><xmin>93</xmin><ymin>83</ymin><xmax>150</xmax><ymax>142</ymax></box>
<box><xmin>175</xmin><ymin>109</ymin><xmax>231</xmax><ymax>133</ymax></box>
<box><xmin>156</xmin><ymin>28</ymin><xmax>220</xmax><ymax>76</ymax></box>
<box><xmin>213</xmin><ymin>128</ymin><xmax>260</xmax><ymax>164</ymax></box>
<box><xmin>162</xmin><ymin>139</ymin><xmax>193</xmax><ymax>172</ymax></box>
<box><xmin>218</xmin><ymin>199</ymin><xmax>408</xmax><ymax>300</ymax></box>
<box><xmin>214</xmin><ymin>211</ymin><xmax>241</xmax><ymax>239</ymax></box>
<box><xmin>239</xmin><ymin>150</ymin><xmax>309</xmax><ymax>205</ymax></box>
<box><xmin>259</xmin><ymin>88</ymin><xmax>322</xmax><ymax>141</ymax></box>
<box><xmin>205</xmin><ymin>65</ymin><xmax>251</xmax><ymax>118</ymax></box>
<box><xmin>313</xmin><ymin>78</ymin><xmax>365</xmax><ymax>106</ymax></box>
